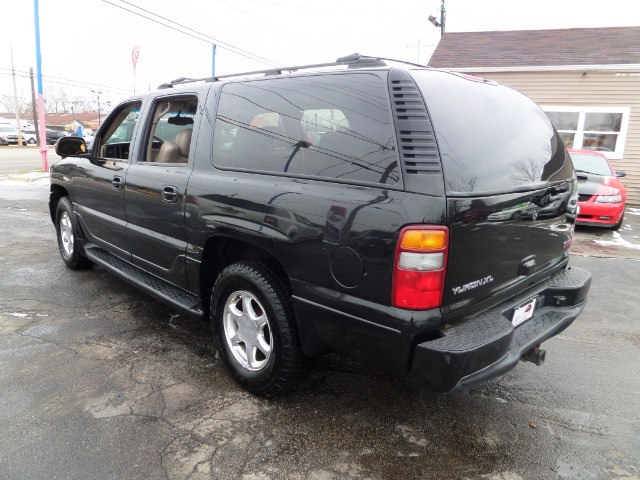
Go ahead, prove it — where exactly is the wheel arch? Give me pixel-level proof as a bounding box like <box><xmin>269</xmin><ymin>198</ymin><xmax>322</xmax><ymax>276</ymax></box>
<box><xmin>199</xmin><ymin>235</ymin><xmax>291</xmax><ymax>318</ymax></box>
<box><xmin>49</xmin><ymin>184</ymin><xmax>70</xmax><ymax>223</ymax></box>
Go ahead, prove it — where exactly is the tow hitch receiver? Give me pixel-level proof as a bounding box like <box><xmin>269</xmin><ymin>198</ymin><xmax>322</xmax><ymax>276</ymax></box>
<box><xmin>522</xmin><ymin>344</ymin><xmax>546</xmax><ymax>366</ymax></box>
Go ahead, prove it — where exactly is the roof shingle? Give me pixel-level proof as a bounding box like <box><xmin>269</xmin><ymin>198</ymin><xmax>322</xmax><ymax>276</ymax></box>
<box><xmin>428</xmin><ymin>26</ymin><xmax>640</xmax><ymax>69</ymax></box>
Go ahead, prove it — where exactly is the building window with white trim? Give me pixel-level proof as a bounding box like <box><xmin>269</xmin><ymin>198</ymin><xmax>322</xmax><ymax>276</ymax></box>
<box><xmin>542</xmin><ymin>106</ymin><xmax>630</xmax><ymax>159</ymax></box>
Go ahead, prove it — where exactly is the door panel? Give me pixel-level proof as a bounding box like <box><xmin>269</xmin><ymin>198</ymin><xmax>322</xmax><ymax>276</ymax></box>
<box><xmin>123</xmin><ymin>94</ymin><xmax>200</xmax><ymax>289</ymax></box>
<box><xmin>74</xmin><ymin>159</ymin><xmax>129</xmax><ymax>257</ymax></box>
<box><xmin>74</xmin><ymin>100</ymin><xmax>143</xmax><ymax>257</ymax></box>
<box><xmin>124</xmin><ymin>165</ymin><xmax>191</xmax><ymax>288</ymax></box>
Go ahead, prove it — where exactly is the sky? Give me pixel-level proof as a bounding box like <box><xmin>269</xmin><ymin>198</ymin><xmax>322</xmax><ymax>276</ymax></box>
<box><xmin>1</xmin><ymin>0</ymin><xmax>639</xmax><ymax>110</ymax></box>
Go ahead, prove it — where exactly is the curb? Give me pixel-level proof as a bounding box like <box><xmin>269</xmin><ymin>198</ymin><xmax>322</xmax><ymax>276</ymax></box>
<box><xmin>7</xmin><ymin>172</ymin><xmax>49</xmax><ymax>183</ymax></box>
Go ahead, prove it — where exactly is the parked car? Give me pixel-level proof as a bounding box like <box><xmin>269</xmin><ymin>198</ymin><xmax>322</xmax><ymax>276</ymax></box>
<box><xmin>21</xmin><ymin>129</ymin><xmax>38</xmax><ymax>145</ymax></box>
<box><xmin>50</xmin><ymin>54</ymin><xmax>591</xmax><ymax>397</ymax></box>
<box><xmin>46</xmin><ymin>130</ymin><xmax>68</xmax><ymax>145</ymax></box>
<box><xmin>81</xmin><ymin>132</ymin><xmax>95</xmax><ymax>149</ymax></box>
<box><xmin>0</xmin><ymin>124</ymin><xmax>19</xmax><ymax>145</ymax></box>
<box><xmin>487</xmin><ymin>202</ymin><xmax>540</xmax><ymax>221</ymax></box>
<box><xmin>568</xmin><ymin>149</ymin><xmax>627</xmax><ymax>229</ymax></box>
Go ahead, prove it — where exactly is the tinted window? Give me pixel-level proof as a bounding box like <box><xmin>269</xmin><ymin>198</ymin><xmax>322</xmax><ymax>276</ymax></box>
<box><xmin>213</xmin><ymin>73</ymin><xmax>399</xmax><ymax>185</ymax></box>
<box><xmin>412</xmin><ymin>70</ymin><xmax>574</xmax><ymax>194</ymax></box>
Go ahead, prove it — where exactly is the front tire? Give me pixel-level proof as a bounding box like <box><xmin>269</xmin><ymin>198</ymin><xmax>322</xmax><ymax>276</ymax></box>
<box><xmin>55</xmin><ymin>196</ymin><xmax>92</xmax><ymax>269</ymax></box>
<box><xmin>211</xmin><ymin>261</ymin><xmax>308</xmax><ymax>397</ymax></box>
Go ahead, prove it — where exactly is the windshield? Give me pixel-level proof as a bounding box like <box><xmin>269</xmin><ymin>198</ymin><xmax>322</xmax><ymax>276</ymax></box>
<box><xmin>569</xmin><ymin>152</ymin><xmax>614</xmax><ymax>176</ymax></box>
<box><xmin>0</xmin><ymin>126</ymin><xmax>17</xmax><ymax>132</ymax></box>
<box><xmin>412</xmin><ymin>69</ymin><xmax>574</xmax><ymax>195</ymax></box>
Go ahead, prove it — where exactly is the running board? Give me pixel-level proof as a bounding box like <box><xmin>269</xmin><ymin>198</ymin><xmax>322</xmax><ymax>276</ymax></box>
<box><xmin>84</xmin><ymin>244</ymin><xmax>204</xmax><ymax>319</ymax></box>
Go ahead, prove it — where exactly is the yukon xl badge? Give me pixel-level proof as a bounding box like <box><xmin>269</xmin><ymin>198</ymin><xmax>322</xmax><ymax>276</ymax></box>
<box><xmin>452</xmin><ymin>275</ymin><xmax>494</xmax><ymax>295</ymax></box>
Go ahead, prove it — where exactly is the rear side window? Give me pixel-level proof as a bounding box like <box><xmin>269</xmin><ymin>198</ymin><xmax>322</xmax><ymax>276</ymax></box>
<box><xmin>213</xmin><ymin>73</ymin><xmax>399</xmax><ymax>185</ymax></box>
<box><xmin>412</xmin><ymin>70</ymin><xmax>574</xmax><ymax>194</ymax></box>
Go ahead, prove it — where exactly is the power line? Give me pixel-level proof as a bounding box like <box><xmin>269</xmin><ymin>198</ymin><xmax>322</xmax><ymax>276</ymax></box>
<box><xmin>0</xmin><ymin>71</ymin><xmax>129</xmax><ymax>96</ymax></box>
<box><xmin>0</xmin><ymin>68</ymin><xmax>131</xmax><ymax>94</ymax></box>
<box><xmin>99</xmin><ymin>0</ymin><xmax>284</xmax><ymax>67</ymax></box>
<box><xmin>215</xmin><ymin>0</ymin><xmax>316</xmax><ymax>47</ymax></box>
<box><xmin>117</xmin><ymin>0</ymin><xmax>282</xmax><ymax>66</ymax></box>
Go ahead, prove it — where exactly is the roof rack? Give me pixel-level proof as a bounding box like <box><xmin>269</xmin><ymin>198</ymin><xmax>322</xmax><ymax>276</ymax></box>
<box><xmin>157</xmin><ymin>53</ymin><xmax>425</xmax><ymax>89</ymax></box>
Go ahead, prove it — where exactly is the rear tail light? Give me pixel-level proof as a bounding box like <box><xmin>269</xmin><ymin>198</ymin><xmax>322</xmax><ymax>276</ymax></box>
<box><xmin>392</xmin><ymin>226</ymin><xmax>449</xmax><ymax>310</ymax></box>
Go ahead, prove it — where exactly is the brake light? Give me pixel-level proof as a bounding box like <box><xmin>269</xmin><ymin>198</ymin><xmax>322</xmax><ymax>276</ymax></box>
<box><xmin>392</xmin><ymin>226</ymin><xmax>449</xmax><ymax>310</ymax></box>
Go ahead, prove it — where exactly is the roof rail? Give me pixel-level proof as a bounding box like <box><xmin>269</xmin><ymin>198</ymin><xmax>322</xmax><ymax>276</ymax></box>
<box><xmin>157</xmin><ymin>53</ymin><xmax>399</xmax><ymax>89</ymax></box>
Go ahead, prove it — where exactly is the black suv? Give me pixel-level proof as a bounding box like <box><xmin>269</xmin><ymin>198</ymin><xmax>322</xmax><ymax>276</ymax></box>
<box><xmin>51</xmin><ymin>55</ymin><xmax>591</xmax><ymax>397</ymax></box>
<box><xmin>46</xmin><ymin>130</ymin><xmax>68</xmax><ymax>145</ymax></box>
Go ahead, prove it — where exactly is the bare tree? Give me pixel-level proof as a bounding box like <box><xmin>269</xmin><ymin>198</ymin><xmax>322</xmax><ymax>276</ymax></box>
<box><xmin>44</xmin><ymin>86</ymin><xmax>68</xmax><ymax>113</ymax></box>
<box><xmin>23</xmin><ymin>100</ymin><xmax>35</xmax><ymax>114</ymax></box>
<box><xmin>510</xmin><ymin>158</ymin><xmax>544</xmax><ymax>184</ymax></box>
<box><xmin>0</xmin><ymin>93</ymin><xmax>26</xmax><ymax>113</ymax></box>
<box><xmin>71</xmin><ymin>95</ymin><xmax>91</xmax><ymax>113</ymax></box>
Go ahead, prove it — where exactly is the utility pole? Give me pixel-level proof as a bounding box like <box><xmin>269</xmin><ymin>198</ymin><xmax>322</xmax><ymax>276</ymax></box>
<box><xmin>212</xmin><ymin>44</ymin><xmax>216</xmax><ymax>76</ymax></box>
<box><xmin>428</xmin><ymin>0</ymin><xmax>446</xmax><ymax>36</ymax></box>
<box><xmin>33</xmin><ymin>0</ymin><xmax>48</xmax><ymax>171</ymax></box>
<box><xmin>408</xmin><ymin>39</ymin><xmax>422</xmax><ymax>64</ymax></box>
<box><xmin>407</xmin><ymin>40</ymin><xmax>433</xmax><ymax>65</ymax></box>
<box><xmin>91</xmin><ymin>90</ymin><xmax>102</xmax><ymax>125</ymax></box>
<box><xmin>10</xmin><ymin>45</ymin><xmax>24</xmax><ymax>147</ymax></box>
<box><xmin>29</xmin><ymin>68</ymin><xmax>40</xmax><ymax>147</ymax></box>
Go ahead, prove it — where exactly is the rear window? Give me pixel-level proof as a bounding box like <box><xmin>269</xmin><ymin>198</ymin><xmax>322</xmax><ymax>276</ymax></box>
<box><xmin>213</xmin><ymin>73</ymin><xmax>400</xmax><ymax>185</ymax></box>
<box><xmin>412</xmin><ymin>70</ymin><xmax>574</xmax><ymax>194</ymax></box>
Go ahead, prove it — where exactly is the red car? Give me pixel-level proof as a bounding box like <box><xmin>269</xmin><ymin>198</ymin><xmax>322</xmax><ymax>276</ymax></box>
<box><xmin>568</xmin><ymin>149</ymin><xmax>627</xmax><ymax>229</ymax></box>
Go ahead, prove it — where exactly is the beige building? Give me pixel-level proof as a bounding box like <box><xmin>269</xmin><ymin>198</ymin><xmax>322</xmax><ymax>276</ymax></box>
<box><xmin>428</xmin><ymin>27</ymin><xmax>640</xmax><ymax>205</ymax></box>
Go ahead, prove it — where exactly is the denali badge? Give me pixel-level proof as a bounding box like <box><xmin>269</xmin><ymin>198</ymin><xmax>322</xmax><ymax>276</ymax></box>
<box><xmin>452</xmin><ymin>275</ymin><xmax>494</xmax><ymax>295</ymax></box>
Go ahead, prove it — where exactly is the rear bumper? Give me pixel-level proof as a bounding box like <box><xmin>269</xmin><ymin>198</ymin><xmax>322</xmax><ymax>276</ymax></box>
<box><xmin>409</xmin><ymin>267</ymin><xmax>591</xmax><ymax>392</ymax></box>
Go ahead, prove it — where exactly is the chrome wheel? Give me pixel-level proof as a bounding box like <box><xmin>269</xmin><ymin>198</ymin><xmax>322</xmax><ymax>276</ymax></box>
<box><xmin>223</xmin><ymin>290</ymin><xmax>272</xmax><ymax>371</ymax></box>
<box><xmin>59</xmin><ymin>211</ymin><xmax>74</xmax><ymax>256</ymax></box>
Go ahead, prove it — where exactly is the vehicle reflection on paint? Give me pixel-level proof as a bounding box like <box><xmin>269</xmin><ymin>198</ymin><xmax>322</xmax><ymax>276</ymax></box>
<box><xmin>487</xmin><ymin>202</ymin><xmax>540</xmax><ymax>221</ymax></box>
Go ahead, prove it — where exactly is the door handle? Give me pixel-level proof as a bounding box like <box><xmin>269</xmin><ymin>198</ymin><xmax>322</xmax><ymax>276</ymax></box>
<box><xmin>162</xmin><ymin>185</ymin><xmax>179</xmax><ymax>203</ymax></box>
<box><xmin>112</xmin><ymin>175</ymin><xmax>124</xmax><ymax>191</ymax></box>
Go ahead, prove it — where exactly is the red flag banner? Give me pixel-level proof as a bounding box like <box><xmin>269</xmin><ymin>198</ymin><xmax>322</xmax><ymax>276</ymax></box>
<box><xmin>132</xmin><ymin>45</ymin><xmax>140</xmax><ymax>73</ymax></box>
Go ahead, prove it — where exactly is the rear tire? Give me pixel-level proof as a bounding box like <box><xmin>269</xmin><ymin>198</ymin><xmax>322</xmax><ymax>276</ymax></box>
<box><xmin>55</xmin><ymin>196</ymin><xmax>92</xmax><ymax>269</ymax></box>
<box><xmin>210</xmin><ymin>261</ymin><xmax>308</xmax><ymax>397</ymax></box>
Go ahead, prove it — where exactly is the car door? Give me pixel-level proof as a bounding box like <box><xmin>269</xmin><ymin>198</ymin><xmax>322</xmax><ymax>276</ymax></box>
<box><xmin>73</xmin><ymin>100</ymin><xmax>143</xmax><ymax>259</ymax></box>
<box><xmin>124</xmin><ymin>93</ymin><xmax>201</xmax><ymax>289</ymax></box>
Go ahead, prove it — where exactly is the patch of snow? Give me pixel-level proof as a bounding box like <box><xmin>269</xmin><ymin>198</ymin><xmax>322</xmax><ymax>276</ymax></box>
<box><xmin>627</xmin><ymin>208</ymin><xmax>640</xmax><ymax>216</ymax></box>
<box><xmin>16</xmin><ymin>171</ymin><xmax>47</xmax><ymax>180</ymax></box>
<box><xmin>594</xmin><ymin>231</ymin><xmax>640</xmax><ymax>250</ymax></box>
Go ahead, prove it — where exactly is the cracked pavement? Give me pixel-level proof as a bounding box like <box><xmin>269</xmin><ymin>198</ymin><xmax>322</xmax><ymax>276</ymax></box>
<box><xmin>0</xmin><ymin>172</ymin><xmax>639</xmax><ymax>480</ymax></box>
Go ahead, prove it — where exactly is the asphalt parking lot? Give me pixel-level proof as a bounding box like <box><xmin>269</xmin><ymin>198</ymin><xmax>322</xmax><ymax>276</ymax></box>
<box><xmin>1</xmin><ymin>152</ymin><xmax>639</xmax><ymax>480</ymax></box>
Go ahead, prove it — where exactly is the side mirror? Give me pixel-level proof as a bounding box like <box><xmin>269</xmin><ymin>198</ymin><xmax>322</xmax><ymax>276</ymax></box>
<box><xmin>55</xmin><ymin>136</ymin><xmax>87</xmax><ymax>157</ymax></box>
<box><xmin>616</xmin><ymin>171</ymin><xmax>626</xmax><ymax>178</ymax></box>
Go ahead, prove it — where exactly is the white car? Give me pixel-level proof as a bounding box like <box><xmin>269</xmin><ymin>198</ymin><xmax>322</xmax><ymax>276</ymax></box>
<box><xmin>81</xmin><ymin>132</ymin><xmax>95</xmax><ymax>148</ymax></box>
<box><xmin>20</xmin><ymin>129</ymin><xmax>38</xmax><ymax>145</ymax></box>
